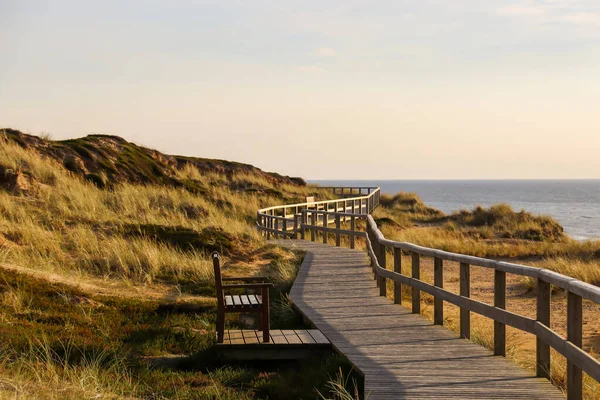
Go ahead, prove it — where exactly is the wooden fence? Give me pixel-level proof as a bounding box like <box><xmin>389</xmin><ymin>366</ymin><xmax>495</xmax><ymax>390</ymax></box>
<box><xmin>256</xmin><ymin>186</ymin><xmax>600</xmax><ymax>400</ymax></box>
<box><xmin>256</xmin><ymin>187</ymin><xmax>380</xmax><ymax>239</ymax></box>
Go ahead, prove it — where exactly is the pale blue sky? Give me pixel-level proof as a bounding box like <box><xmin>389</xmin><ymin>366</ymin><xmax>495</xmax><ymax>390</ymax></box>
<box><xmin>2</xmin><ymin>1</ymin><xmax>599</xmax><ymax>179</ymax></box>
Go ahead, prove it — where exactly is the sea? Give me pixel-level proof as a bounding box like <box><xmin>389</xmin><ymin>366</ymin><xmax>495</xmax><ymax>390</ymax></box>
<box><xmin>310</xmin><ymin>180</ymin><xmax>600</xmax><ymax>241</ymax></box>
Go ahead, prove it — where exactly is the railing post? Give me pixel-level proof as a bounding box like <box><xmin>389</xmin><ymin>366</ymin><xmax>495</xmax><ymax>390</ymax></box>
<box><xmin>311</xmin><ymin>211</ymin><xmax>316</xmax><ymax>242</ymax></box>
<box><xmin>335</xmin><ymin>214</ymin><xmax>341</xmax><ymax>247</ymax></box>
<box><xmin>536</xmin><ymin>279</ymin><xmax>551</xmax><ymax>379</ymax></box>
<box><xmin>394</xmin><ymin>247</ymin><xmax>402</xmax><ymax>304</ymax></box>
<box><xmin>434</xmin><ymin>257</ymin><xmax>443</xmax><ymax>326</ymax></box>
<box><xmin>293</xmin><ymin>214</ymin><xmax>299</xmax><ymax>239</ymax></box>
<box><xmin>274</xmin><ymin>218</ymin><xmax>279</xmax><ymax>238</ymax></box>
<box><xmin>378</xmin><ymin>244</ymin><xmax>386</xmax><ymax>297</ymax></box>
<box><xmin>411</xmin><ymin>253</ymin><xmax>420</xmax><ymax>314</ymax></box>
<box><xmin>282</xmin><ymin>219</ymin><xmax>287</xmax><ymax>238</ymax></box>
<box><xmin>300</xmin><ymin>212</ymin><xmax>306</xmax><ymax>240</ymax></box>
<box><xmin>460</xmin><ymin>263</ymin><xmax>470</xmax><ymax>339</ymax></box>
<box><xmin>266</xmin><ymin>216</ymin><xmax>271</xmax><ymax>240</ymax></box>
<box><xmin>494</xmin><ymin>270</ymin><xmax>506</xmax><ymax>356</ymax></box>
<box><xmin>322</xmin><ymin>212</ymin><xmax>328</xmax><ymax>244</ymax></box>
<box><xmin>567</xmin><ymin>291</ymin><xmax>583</xmax><ymax>400</ymax></box>
<box><xmin>350</xmin><ymin>216</ymin><xmax>355</xmax><ymax>249</ymax></box>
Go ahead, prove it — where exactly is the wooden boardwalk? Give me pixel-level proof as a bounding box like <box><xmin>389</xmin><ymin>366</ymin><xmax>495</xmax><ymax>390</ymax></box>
<box><xmin>275</xmin><ymin>239</ymin><xmax>564</xmax><ymax>399</ymax></box>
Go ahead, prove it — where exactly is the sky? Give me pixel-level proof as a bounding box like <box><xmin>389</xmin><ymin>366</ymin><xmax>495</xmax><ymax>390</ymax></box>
<box><xmin>1</xmin><ymin>0</ymin><xmax>600</xmax><ymax>180</ymax></box>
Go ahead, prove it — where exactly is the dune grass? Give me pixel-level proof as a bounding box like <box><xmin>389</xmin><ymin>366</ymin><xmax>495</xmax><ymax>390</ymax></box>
<box><xmin>0</xmin><ymin>133</ymin><xmax>357</xmax><ymax>398</ymax></box>
<box><xmin>375</xmin><ymin>192</ymin><xmax>600</xmax><ymax>262</ymax></box>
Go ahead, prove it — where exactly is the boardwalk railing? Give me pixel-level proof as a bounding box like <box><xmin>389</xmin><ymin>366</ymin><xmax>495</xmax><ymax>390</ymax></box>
<box><xmin>363</xmin><ymin>216</ymin><xmax>600</xmax><ymax>400</ymax></box>
<box><xmin>256</xmin><ymin>186</ymin><xmax>379</xmax><ymax>240</ymax></box>
<box><xmin>256</xmin><ymin>186</ymin><xmax>600</xmax><ymax>399</ymax></box>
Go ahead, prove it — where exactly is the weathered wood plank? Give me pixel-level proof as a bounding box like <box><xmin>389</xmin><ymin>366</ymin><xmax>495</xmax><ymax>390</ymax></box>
<box><xmin>277</xmin><ymin>239</ymin><xmax>562</xmax><ymax>399</ymax></box>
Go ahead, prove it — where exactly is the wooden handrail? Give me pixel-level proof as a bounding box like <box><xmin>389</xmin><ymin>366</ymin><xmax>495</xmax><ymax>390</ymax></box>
<box><xmin>256</xmin><ymin>185</ymin><xmax>599</xmax><ymax>398</ymax></box>
<box><xmin>364</xmin><ymin>214</ymin><xmax>600</xmax><ymax>399</ymax></box>
<box><xmin>256</xmin><ymin>186</ymin><xmax>380</xmax><ymax>240</ymax></box>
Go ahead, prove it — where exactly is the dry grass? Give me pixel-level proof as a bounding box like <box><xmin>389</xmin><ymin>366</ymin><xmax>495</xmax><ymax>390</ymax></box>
<box><xmin>0</xmin><ymin>136</ymin><xmax>324</xmax><ymax>288</ymax></box>
<box><xmin>0</xmin><ymin>134</ymin><xmax>346</xmax><ymax>399</ymax></box>
<box><xmin>0</xmin><ymin>336</ymin><xmax>138</xmax><ymax>400</ymax></box>
<box><xmin>540</xmin><ymin>257</ymin><xmax>600</xmax><ymax>286</ymax></box>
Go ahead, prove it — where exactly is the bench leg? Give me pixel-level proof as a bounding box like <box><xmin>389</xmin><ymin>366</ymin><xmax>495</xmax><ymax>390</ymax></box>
<box><xmin>216</xmin><ymin>309</ymin><xmax>225</xmax><ymax>343</ymax></box>
<box><xmin>262</xmin><ymin>287</ymin><xmax>270</xmax><ymax>343</ymax></box>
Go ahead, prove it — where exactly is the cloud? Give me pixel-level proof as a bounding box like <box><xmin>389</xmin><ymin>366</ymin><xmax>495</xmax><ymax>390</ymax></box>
<box><xmin>497</xmin><ymin>5</ymin><xmax>545</xmax><ymax>16</ymax></box>
<box><xmin>316</xmin><ymin>47</ymin><xmax>337</xmax><ymax>57</ymax></box>
<box><xmin>295</xmin><ymin>65</ymin><xmax>326</xmax><ymax>73</ymax></box>
<box><xmin>496</xmin><ymin>1</ymin><xmax>600</xmax><ymax>25</ymax></box>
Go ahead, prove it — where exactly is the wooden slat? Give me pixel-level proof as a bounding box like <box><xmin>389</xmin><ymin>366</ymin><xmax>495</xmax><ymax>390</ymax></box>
<box><xmin>281</xmin><ymin>330</ymin><xmax>303</xmax><ymax>344</ymax></box>
<box><xmin>294</xmin><ymin>330</ymin><xmax>316</xmax><ymax>344</ymax></box>
<box><xmin>307</xmin><ymin>330</ymin><xmax>330</xmax><ymax>344</ymax></box>
<box><xmin>248</xmin><ymin>295</ymin><xmax>259</xmax><ymax>305</ymax></box>
<box><xmin>460</xmin><ymin>262</ymin><xmax>470</xmax><ymax>339</ymax></box>
<box><xmin>225</xmin><ymin>295</ymin><xmax>234</xmax><ymax>307</ymax></box>
<box><xmin>494</xmin><ymin>270</ymin><xmax>506</xmax><ymax>356</ymax></box>
<box><xmin>222</xmin><ymin>330</ymin><xmax>231</xmax><ymax>345</ymax></box>
<box><xmin>269</xmin><ymin>330</ymin><xmax>286</xmax><ymax>344</ymax></box>
<box><xmin>537</xmin><ymin>278</ymin><xmax>551</xmax><ymax>379</ymax></box>
<box><xmin>232</xmin><ymin>295</ymin><xmax>242</xmax><ymax>306</ymax></box>
<box><xmin>412</xmin><ymin>252</ymin><xmax>420</xmax><ymax>314</ymax></box>
<box><xmin>393</xmin><ymin>248</ymin><xmax>402</xmax><ymax>305</ymax></box>
<box><xmin>242</xmin><ymin>330</ymin><xmax>259</xmax><ymax>344</ymax></box>
<box><xmin>229</xmin><ymin>330</ymin><xmax>244</xmax><ymax>344</ymax></box>
<box><xmin>434</xmin><ymin>257</ymin><xmax>443</xmax><ymax>326</ymax></box>
<box><xmin>567</xmin><ymin>291</ymin><xmax>583</xmax><ymax>400</ymax></box>
<box><xmin>240</xmin><ymin>295</ymin><xmax>250</xmax><ymax>306</ymax></box>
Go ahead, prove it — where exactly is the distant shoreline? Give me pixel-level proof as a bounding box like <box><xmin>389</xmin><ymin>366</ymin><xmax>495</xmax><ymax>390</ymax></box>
<box><xmin>312</xmin><ymin>179</ymin><xmax>600</xmax><ymax>241</ymax></box>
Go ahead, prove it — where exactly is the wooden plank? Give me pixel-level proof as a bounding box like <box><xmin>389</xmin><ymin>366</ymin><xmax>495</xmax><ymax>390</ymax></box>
<box><xmin>494</xmin><ymin>270</ymin><xmax>506</xmax><ymax>356</ymax></box>
<box><xmin>281</xmin><ymin>330</ymin><xmax>303</xmax><ymax>344</ymax></box>
<box><xmin>222</xmin><ymin>330</ymin><xmax>231</xmax><ymax>345</ymax></box>
<box><xmin>225</xmin><ymin>295</ymin><xmax>234</xmax><ymax>307</ymax></box>
<box><xmin>242</xmin><ymin>330</ymin><xmax>259</xmax><ymax>344</ymax></box>
<box><xmin>307</xmin><ymin>330</ymin><xmax>330</xmax><ymax>344</ymax></box>
<box><xmin>393</xmin><ymin>247</ymin><xmax>402</xmax><ymax>305</ymax></box>
<box><xmin>232</xmin><ymin>295</ymin><xmax>242</xmax><ymax>306</ymax></box>
<box><xmin>335</xmin><ymin>215</ymin><xmax>341</xmax><ymax>247</ymax></box>
<box><xmin>269</xmin><ymin>330</ymin><xmax>286</xmax><ymax>344</ymax></box>
<box><xmin>248</xmin><ymin>295</ymin><xmax>259</xmax><ymax>305</ymax></box>
<box><xmin>434</xmin><ymin>257</ymin><xmax>443</xmax><ymax>326</ymax></box>
<box><xmin>567</xmin><ymin>291</ymin><xmax>583</xmax><ymax>400</ymax></box>
<box><xmin>536</xmin><ymin>278</ymin><xmax>551</xmax><ymax>379</ymax></box>
<box><xmin>240</xmin><ymin>295</ymin><xmax>250</xmax><ymax>306</ymax></box>
<box><xmin>412</xmin><ymin>252</ymin><xmax>420</xmax><ymax>314</ymax></box>
<box><xmin>350</xmin><ymin>216</ymin><xmax>356</xmax><ymax>249</ymax></box>
<box><xmin>460</xmin><ymin>262</ymin><xmax>470</xmax><ymax>339</ymax></box>
<box><xmin>379</xmin><ymin>243</ymin><xmax>387</xmax><ymax>297</ymax></box>
<box><xmin>229</xmin><ymin>330</ymin><xmax>244</xmax><ymax>345</ymax></box>
<box><xmin>294</xmin><ymin>330</ymin><xmax>317</xmax><ymax>344</ymax></box>
<box><xmin>276</xmin><ymin>239</ymin><xmax>562</xmax><ymax>400</ymax></box>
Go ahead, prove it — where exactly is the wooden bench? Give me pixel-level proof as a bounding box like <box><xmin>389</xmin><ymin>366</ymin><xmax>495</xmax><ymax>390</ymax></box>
<box><xmin>212</xmin><ymin>251</ymin><xmax>273</xmax><ymax>343</ymax></box>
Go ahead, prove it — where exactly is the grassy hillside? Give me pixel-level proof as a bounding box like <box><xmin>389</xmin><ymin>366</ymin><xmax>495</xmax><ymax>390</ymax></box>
<box><xmin>0</xmin><ymin>129</ymin><xmax>360</xmax><ymax>399</ymax></box>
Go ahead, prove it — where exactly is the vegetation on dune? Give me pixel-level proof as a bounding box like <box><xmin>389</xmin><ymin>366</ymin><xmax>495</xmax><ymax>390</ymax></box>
<box><xmin>0</xmin><ymin>129</ymin><xmax>354</xmax><ymax>399</ymax></box>
<box><xmin>0</xmin><ymin>269</ymin><xmax>360</xmax><ymax>399</ymax></box>
<box><xmin>375</xmin><ymin>192</ymin><xmax>600</xmax><ymax>268</ymax></box>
